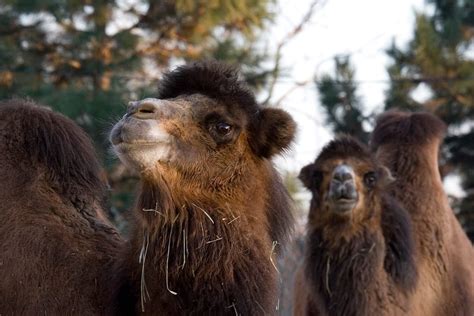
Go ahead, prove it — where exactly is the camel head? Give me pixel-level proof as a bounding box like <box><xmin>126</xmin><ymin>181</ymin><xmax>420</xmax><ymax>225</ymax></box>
<box><xmin>110</xmin><ymin>61</ymin><xmax>296</xmax><ymax>202</ymax></box>
<box><xmin>300</xmin><ymin>136</ymin><xmax>394</xmax><ymax>229</ymax></box>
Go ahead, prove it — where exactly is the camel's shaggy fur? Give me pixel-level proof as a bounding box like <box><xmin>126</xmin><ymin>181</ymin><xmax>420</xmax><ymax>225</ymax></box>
<box><xmin>0</xmin><ymin>99</ymin><xmax>122</xmax><ymax>314</ymax></box>
<box><xmin>110</xmin><ymin>61</ymin><xmax>296</xmax><ymax>315</ymax></box>
<box><xmin>294</xmin><ymin>136</ymin><xmax>417</xmax><ymax>316</ymax></box>
<box><xmin>372</xmin><ymin>111</ymin><xmax>474</xmax><ymax>316</ymax></box>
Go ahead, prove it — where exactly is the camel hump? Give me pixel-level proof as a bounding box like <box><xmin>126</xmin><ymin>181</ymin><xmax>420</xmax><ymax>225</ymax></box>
<box><xmin>371</xmin><ymin>110</ymin><xmax>446</xmax><ymax>148</ymax></box>
<box><xmin>0</xmin><ymin>98</ymin><xmax>105</xmax><ymax>198</ymax></box>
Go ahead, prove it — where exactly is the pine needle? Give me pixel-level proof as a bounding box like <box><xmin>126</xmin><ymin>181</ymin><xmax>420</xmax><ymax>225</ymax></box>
<box><xmin>139</xmin><ymin>230</ymin><xmax>150</xmax><ymax>312</ymax></box>
<box><xmin>206</xmin><ymin>236</ymin><xmax>223</xmax><ymax>244</ymax></box>
<box><xmin>226</xmin><ymin>215</ymin><xmax>241</xmax><ymax>225</ymax></box>
<box><xmin>181</xmin><ymin>229</ymin><xmax>187</xmax><ymax>269</ymax></box>
<box><xmin>142</xmin><ymin>208</ymin><xmax>164</xmax><ymax>217</ymax></box>
<box><xmin>325</xmin><ymin>257</ymin><xmax>332</xmax><ymax>296</ymax></box>
<box><xmin>192</xmin><ymin>203</ymin><xmax>214</xmax><ymax>224</ymax></box>
<box><xmin>270</xmin><ymin>240</ymin><xmax>279</xmax><ymax>273</ymax></box>
<box><xmin>166</xmin><ymin>226</ymin><xmax>178</xmax><ymax>296</ymax></box>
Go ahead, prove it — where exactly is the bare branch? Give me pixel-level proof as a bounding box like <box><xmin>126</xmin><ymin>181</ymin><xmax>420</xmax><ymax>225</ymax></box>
<box><xmin>261</xmin><ymin>0</ymin><xmax>323</xmax><ymax>106</ymax></box>
<box><xmin>272</xmin><ymin>79</ymin><xmax>312</xmax><ymax>107</ymax></box>
<box><xmin>0</xmin><ymin>21</ymin><xmax>42</xmax><ymax>36</ymax></box>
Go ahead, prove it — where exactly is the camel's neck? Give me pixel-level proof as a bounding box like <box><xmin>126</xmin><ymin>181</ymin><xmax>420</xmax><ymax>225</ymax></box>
<box><xmin>305</xmin><ymin>196</ymin><xmax>417</xmax><ymax>316</ymax></box>
<box><xmin>130</xmin><ymin>178</ymin><xmax>278</xmax><ymax>315</ymax></box>
<box><xmin>306</xmin><ymin>227</ymin><xmax>387</xmax><ymax>316</ymax></box>
<box><xmin>376</xmin><ymin>142</ymin><xmax>448</xmax><ymax>219</ymax></box>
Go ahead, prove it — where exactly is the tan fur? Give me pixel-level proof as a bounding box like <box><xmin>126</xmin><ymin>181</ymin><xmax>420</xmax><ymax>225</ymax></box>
<box><xmin>110</xmin><ymin>61</ymin><xmax>296</xmax><ymax>315</ymax></box>
<box><xmin>295</xmin><ymin>136</ymin><xmax>417</xmax><ymax>316</ymax></box>
<box><xmin>373</xmin><ymin>111</ymin><xmax>474</xmax><ymax>316</ymax></box>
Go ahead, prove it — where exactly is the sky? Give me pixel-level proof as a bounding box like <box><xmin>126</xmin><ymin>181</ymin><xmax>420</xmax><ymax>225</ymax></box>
<box><xmin>268</xmin><ymin>0</ymin><xmax>425</xmax><ymax>168</ymax></box>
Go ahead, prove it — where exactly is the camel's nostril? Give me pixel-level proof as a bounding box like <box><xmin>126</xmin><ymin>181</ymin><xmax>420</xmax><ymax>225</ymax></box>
<box><xmin>137</xmin><ymin>103</ymin><xmax>157</xmax><ymax>114</ymax></box>
<box><xmin>139</xmin><ymin>108</ymin><xmax>155</xmax><ymax>114</ymax></box>
<box><xmin>329</xmin><ymin>166</ymin><xmax>358</xmax><ymax>203</ymax></box>
<box><xmin>132</xmin><ymin>101</ymin><xmax>159</xmax><ymax>119</ymax></box>
<box><xmin>333</xmin><ymin>169</ymin><xmax>353</xmax><ymax>182</ymax></box>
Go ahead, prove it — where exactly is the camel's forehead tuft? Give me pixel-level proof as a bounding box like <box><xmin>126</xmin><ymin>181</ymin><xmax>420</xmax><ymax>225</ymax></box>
<box><xmin>315</xmin><ymin>136</ymin><xmax>374</xmax><ymax>168</ymax></box>
<box><xmin>157</xmin><ymin>61</ymin><xmax>259</xmax><ymax>117</ymax></box>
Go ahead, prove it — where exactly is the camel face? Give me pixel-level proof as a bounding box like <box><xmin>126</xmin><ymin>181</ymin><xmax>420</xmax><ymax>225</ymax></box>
<box><xmin>111</xmin><ymin>99</ymin><xmax>172</xmax><ymax>170</ymax></box>
<box><xmin>313</xmin><ymin>158</ymin><xmax>378</xmax><ymax>218</ymax></box>
<box><xmin>300</xmin><ymin>138</ymin><xmax>393</xmax><ymax>224</ymax></box>
<box><xmin>327</xmin><ymin>164</ymin><xmax>358</xmax><ymax>213</ymax></box>
<box><xmin>110</xmin><ymin>93</ymin><xmax>254</xmax><ymax>185</ymax></box>
<box><xmin>111</xmin><ymin>97</ymin><xmax>186</xmax><ymax>171</ymax></box>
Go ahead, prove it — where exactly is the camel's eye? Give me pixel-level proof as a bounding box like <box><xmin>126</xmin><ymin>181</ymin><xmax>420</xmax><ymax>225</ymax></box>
<box><xmin>215</xmin><ymin>122</ymin><xmax>232</xmax><ymax>136</ymax></box>
<box><xmin>208</xmin><ymin>120</ymin><xmax>235</xmax><ymax>144</ymax></box>
<box><xmin>364</xmin><ymin>171</ymin><xmax>377</xmax><ymax>188</ymax></box>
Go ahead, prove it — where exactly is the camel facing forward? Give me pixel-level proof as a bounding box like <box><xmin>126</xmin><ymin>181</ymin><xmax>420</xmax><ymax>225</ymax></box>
<box><xmin>294</xmin><ymin>136</ymin><xmax>417</xmax><ymax>316</ymax></box>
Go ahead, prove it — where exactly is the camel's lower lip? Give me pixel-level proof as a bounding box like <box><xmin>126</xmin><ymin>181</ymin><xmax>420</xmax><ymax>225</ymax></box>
<box><xmin>114</xmin><ymin>141</ymin><xmax>163</xmax><ymax>146</ymax></box>
<box><xmin>334</xmin><ymin>198</ymin><xmax>357</xmax><ymax>204</ymax></box>
<box><xmin>330</xmin><ymin>199</ymin><xmax>357</xmax><ymax>213</ymax></box>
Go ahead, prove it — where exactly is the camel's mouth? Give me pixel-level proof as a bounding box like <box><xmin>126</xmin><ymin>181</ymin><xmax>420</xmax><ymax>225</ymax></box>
<box><xmin>329</xmin><ymin>197</ymin><xmax>358</xmax><ymax>214</ymax></box>
<box><xmin>113</xmin><ymin>140</ymin><xmax>166</xmax><ymax>147</ymax></box>
<box><xmin>110</xmin><ymin>117</ymin><xmax>171</xmax><ymax>146</ymax></box>
<box><xmin>110</xmin><ymin>118</ymin><xmax>172</xmax><ymax>170</ymax></box>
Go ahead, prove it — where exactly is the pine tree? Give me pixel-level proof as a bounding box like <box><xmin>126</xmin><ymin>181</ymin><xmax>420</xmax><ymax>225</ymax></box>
<box><xmin>316</xmin><ymin>56</ymin><xmax>370</xmax><ymax>143</ymax></box>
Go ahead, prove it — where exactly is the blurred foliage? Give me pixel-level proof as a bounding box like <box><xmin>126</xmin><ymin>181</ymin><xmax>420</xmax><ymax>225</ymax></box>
<box><xmin>316</xmin><ymin>56</ymin><xmax>371</xmax><ymax>143</ymax></box>
<box><xmin>282</xmin><ymin>170</ymin><xmax>308</xmax><ymax>217</ymax></box>
<box><xmin>0</xmin><ymin>0</ymin><xmax>276</xmax><ymax>227</ymax></box>
<box><xmin>317</xmin><ymin>0</ymin><xmax>474</xmax><ymax>241</ymax></box>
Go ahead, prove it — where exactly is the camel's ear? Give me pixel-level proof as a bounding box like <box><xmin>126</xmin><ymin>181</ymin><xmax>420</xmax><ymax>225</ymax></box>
<box><xmin>299</xmin><ymin>163</ymin><xmax>320</xmax><ymax>190</ymax></box>
<box><xmin>378</xmin><ymin>165</ymin><xmax>395</xmax><ymax>187</ymax></box>
<box><xmin>250</xmin><ymin>108</ymin><xmax>296</xmax><ymax>158</ymax></box>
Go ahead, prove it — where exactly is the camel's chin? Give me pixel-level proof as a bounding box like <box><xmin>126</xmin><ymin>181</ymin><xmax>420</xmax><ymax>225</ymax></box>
<box><xmin>329</xmin><ymin>199</ymin><xmax>357</xmax><ymax>215</ymax></box>
<box><xmin>113</xmin><ymin>142</ymin><xmax>171</xmax><ymax>171</ymax></box>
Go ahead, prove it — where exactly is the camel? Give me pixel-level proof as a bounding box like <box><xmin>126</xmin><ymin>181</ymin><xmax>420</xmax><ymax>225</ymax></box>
<box><xmin>294</xmin><ymin>136</ymin><xmax>417</xmax><ymax>316</ymax></box>
<box><xmin>372</xmin><ymin>111</ymin><xmax>474</xmax><ymax>316</ymax></box>
<box><xmin>0</xmin><ymin>99</ymin><xmax>123</xmax><ymax>314</ymax></box>
<box><xmin>109</xmin><ymin>61</ymin><xmax>297</xmax><ymax>315</ymax></box>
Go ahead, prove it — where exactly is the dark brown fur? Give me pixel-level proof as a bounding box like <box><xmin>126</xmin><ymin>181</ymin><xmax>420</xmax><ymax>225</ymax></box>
<box><xmin>372</xmin><ymin>111</ymin><xmax>474</xmax><ymax>316</ymax></box>
<box><xmin>0</xmin><ymin>99</ymin><xmax>122</xmax><ymax>314</ymax></box>
<box><xmin>111</xmin><ymin>61</ymin><xmax>296</xmax><ymax>315</ymax></box>
<box><xmin>294</xmin><ymin>136</ymin><xmax>417</xmax><ymax>316</ymax></box>
<box><xmin>157</xmin><ymin>60</ymin><xmax>257</xmax><ymax>117</ymax></box>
